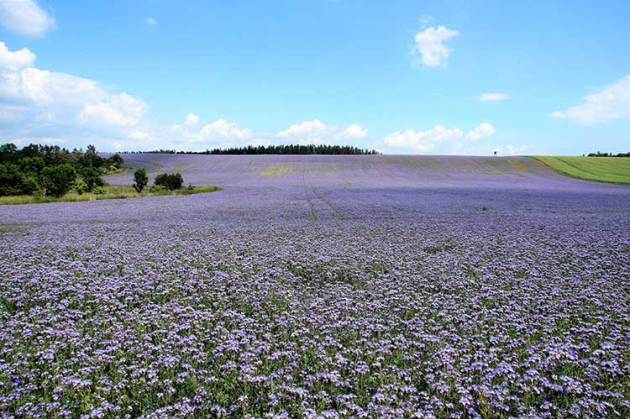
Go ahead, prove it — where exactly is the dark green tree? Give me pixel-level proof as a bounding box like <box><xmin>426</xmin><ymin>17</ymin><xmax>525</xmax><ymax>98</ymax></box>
<box><xmin>133</xmin><ymin>168</ymin><xmax>149</xmax><ymax>193</ymax></box>
<box><xmin>154</xmin><ymin>173</ymin><xmax>184</xmax><ymax>190</ymax></box>
<box><xmin>0</xmin><ymin>164</ymin><xmax>38</xmax><ymax>196</ymax></box>
<box><xmin>81</xmin><ymin>166</ymin><xmax>106</xmax><ymax>192</ymax></box>
<box><xmin>106</xmin><ymin>154</ymin><xmax>124</xmax><ymax>169</ymax></box>
<box><xmin>82</xmin><ymin>144</ymin><xmax>104</xmax><ymax>168</ymax></box>
<box><xmin>41</xmin><ymin>164</ymin><xmax>76</xmax><ymax>197</ymax></box>
<box><xmin>18</xmin><ymin>157</ymin><xmax>45</xmax><ymax>176</ymax></box>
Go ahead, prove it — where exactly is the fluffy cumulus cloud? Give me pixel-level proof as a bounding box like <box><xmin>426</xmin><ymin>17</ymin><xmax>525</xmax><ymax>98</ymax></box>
<box><xmin>169</xmin><ymin>114</ymin><xmax>253</xmax><ymax>150</ymax></box>
<box><xmin>552</xmin><ymin>75</ymin><xmax>630</xmax><ymax>125</ymax></box>
<box><xmin>276</xmin><ymin>119</ymin><xmax>367</xmax><ymax>144</ymax></box>
<box><xmin>80</xmin><ymin>93</ymin><xmax>147</xmax><ymax>128</ymax></box>
<box><xmin>0</xmin><ymin>0</ymin><xmax>56</xmax><ymax>37</ymax></box>
<box><xmin>477</xmin><ymin>93</ymin><xmax>509</xmax><ymax>102</ymax></box>
<box><xmin>465</xmin><ymin>122</ymin><xmax>495</xmax><ymax>141</ymax></box>
<box><xmin>1</xmin><ymin>44</ymin><xmax>355</xmax><ymax>152</ymax></box>
<box><xmin>0</xmin><ymin>42</ymin><xmax>149</xmax><ymax>149</ymax></box>
<box><xmin>383</xmin><ymin>125</ymin><xmax>463</xmax><ymax>152</ymax></box>
<box><xmin>411</xmin><ymin>25</ymin><xmax>459</xmax><ymax>68</ymax></box>
<box><xmin>0</xmin><ymin>42</ymin><xmax>35</xmax><ymax>68</ymax></box>
<box><xmin>381</xmin><ymin>123</ymin><xmax>499</xmax><ymax>154</ymax></box>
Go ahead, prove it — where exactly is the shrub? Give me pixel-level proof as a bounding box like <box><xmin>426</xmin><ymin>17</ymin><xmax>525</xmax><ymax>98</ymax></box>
<box><xmin>149</xmin><ymin>184</ymin><xmax>168</xmax><ymax>193</ymax></box>
<box><xmin>74</xmin><ymin>181</ymin><xmax>88</xmax><ymax>195</ymax></box>
<box><xmin>41</xmin><ymin>164</ymin><xmax>76</xmax><ymax>197</ymax></box>
<box><xmin>93</xmin><ymin>186</ymin><xmax>107</xmax><ymax>195</ymax></box>
<box><xmin>81</xmin><ymin>166</ymin><xmax>106</xmax><ymax>192</ymax></box>
<box><xmin>133</xmin><ymin>168</ymin><xmax>149</xmax><ymax>193</ymax></box>
<box><xmin>154</xmin><ymin>173</ymin><xmax>184</xmax><ymax>190</ymax></box>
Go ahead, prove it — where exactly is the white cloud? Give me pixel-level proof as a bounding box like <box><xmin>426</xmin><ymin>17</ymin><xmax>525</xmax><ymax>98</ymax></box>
<box><xmin>197</xmin><ymin>119</ymin><xmax>251</xmax><ymax>141</ymax></box>
<box><xmin>338</xmin><ymin>124</ymin><xmax>368</xmax><ymax>139</ymax></box>
<box><xmin>276</xmin><ymin>119</ymin><xmax>368</xmax><ymax>144</ymax></box>
<box><xmin>552</xmin><ymin>75</ymin><xmax>630</xmax><ymax>124</ymax></box>
<box><xmin>383</xmin><ymin>125</ymin><xmax>463</xmax><ymax>152</ymax></box>
<box><xmin>495</xmin><ymin>144</ymin><xmax>527</xmax><ymax>156</ymax></box>
<box><xmin>379</xmin><ymin>123</ymin><xmax>500</xmax><ymax>154</ymax></box>
<box><xmin>169</xmin><ymin>114</ymin><xmax>253</xmax><ymax>150</ymax></box>
<box><xmin>171</xmin><ymin>113</ymin><xmax>199</xmax><ymax>132</ymax></box>
<box><xmin>277</xmin><ymin>119</ymin><xmax>328</xmax><ymax>142</ymax></box>
<box><xmin>418</xmin><ymin>14</ymin><xmax>433</xmax><ymax>27</ymax></box>
<box><xmin>0</xmin><ymin>42</ymin><xmax>35</xmax><ymax>69</ymax></box>
<box><xmin>0</xmin><ymin>42</ymin><xmax>148</xmax><ymax>148</ymax></box>
<box><xmin>144</xmin><ymin>17</ymin><xmax>157</xmax><ymax>26</ymax></box>
<box><xmin>0</xmin><ymin>0</ymin><xmax>56</xmax><ymax>37</ymax></box>
<box><xmin>466</xmin><ymin>123</ymin><xmax>495</xmax><ymax>141</ymax></box>
<box><xmin>411</xmin><ymin>25</ymin><xmax>459</xmax><ymax>68</ymax></box>
<box><xmin>476</xmin><ymin>93</ymin><xmax>509</xmax><ymax>102</ymax></box>
<box><xmin>451</xmin><ymin>141</ymin><xmax>527</xmax><ymax>156</ymax></box>
<box><xmin>80</xmin><ymin>93</ymin><xmax>147</xmax><ymax>127</ymax></box>
<box><xmin>127</xmin><ymin>130</ymin><xmax>151</xmax><ymax>141</ymax></box>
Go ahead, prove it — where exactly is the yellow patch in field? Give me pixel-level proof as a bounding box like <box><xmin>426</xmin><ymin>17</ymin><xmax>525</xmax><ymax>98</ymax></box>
<box><xmin>261</xmin><ymin>166</ymin><xmax>294</xmax><ymax>177</ymax></box>
<box><xmin>508</xmin><ymin>158</ymin><xmax>530</xmax><ymax>173</ymax></box>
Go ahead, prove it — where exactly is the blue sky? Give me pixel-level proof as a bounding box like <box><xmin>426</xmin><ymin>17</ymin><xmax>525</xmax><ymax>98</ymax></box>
<box><xmin>0</xmin><ymin>0</ymin><xmax>629</xmax><ymax>155</ymax></box>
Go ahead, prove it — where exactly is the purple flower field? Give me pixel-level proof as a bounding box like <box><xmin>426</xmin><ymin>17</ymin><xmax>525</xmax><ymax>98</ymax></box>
<box><xmin>1</xmin><ymin>155</ymin><xmax>629</xmax><ymax>418</ymax></box>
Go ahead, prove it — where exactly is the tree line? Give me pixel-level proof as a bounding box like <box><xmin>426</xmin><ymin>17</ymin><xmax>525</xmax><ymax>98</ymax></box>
<box><xmin>586</xmin><ymin>151</ymin><xmax>630</xmax><ymax>157</ymax></box>
<box><xmin>124</xmin><ymin>144</ymin><xmax>380</xmax><ymax>155</ymax></box>
<box><xmin>0</xmin><ymin>143</ymin><xmax>123</xmax><ymax>197</ymax></box>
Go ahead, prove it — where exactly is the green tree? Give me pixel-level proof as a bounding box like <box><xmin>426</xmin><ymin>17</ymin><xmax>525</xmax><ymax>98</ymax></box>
<box><xmin>0</xmin><ymin>143</ymin><xmax>18</xmax><ymax>162</ymax></box>
<box><xmin>154</xmin><ymin>173</ymin><xmax>184</xmax><ymax>190</ymax></box>
<box><xmin>18</xmin><ymin>157</ymin><xmax>45</xmax><ymax>176</ymax></box>
<box><xmin>81</xmin><ymin>166</ymin><xmax>106</xmax><ymax>192</ymax></box>
<box><xmin>41</xmin><ymin>164</ymin><xmax>76</xmax><ymax>197</ymax></box>
<box><xmin>82</xmin><ymin>144</ymin><xmax>104</xmax><ymax>168</ymax></box>
<box><xmin>133</xmin><ymin>168</ymin><xmax>149</xmax><ymax>193</ymax></box>
<box><xmin>106</xmin><ymin>153</ymin><xmax>124</xmax><ymax>169</ymax></box>
<box><xmin>0</xmin><ymin>163</ymin><xmax>38</xmax><ymax>196</ymax></box>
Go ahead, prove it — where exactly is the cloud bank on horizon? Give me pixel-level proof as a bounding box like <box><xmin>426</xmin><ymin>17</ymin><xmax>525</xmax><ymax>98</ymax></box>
<box><xmin>0</xmin><ymin>0</ymin><xmax>629</xmax><ymax>155</ymax></box>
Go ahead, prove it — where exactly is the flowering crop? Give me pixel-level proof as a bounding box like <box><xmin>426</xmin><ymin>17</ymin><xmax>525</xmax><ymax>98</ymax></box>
<box><xmin>1</xmin><ymin>155</ymin><xmax>629</xmax><ymax>418</ymax></box>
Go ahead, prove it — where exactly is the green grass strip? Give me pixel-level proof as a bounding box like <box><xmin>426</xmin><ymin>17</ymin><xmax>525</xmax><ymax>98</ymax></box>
<box><xmin>0</xmin><ymin>185</ymin><xmax>221</xmax><ymax>205</ymax></box>
<box><xmin>530</xmin><ymin>156</ymin><xmax>630</xmax><ymax>185</ymax></box>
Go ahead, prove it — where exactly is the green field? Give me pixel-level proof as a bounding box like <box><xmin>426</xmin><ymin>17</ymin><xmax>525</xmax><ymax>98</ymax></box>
<box><xmin>531</xmin><ymin>156</ymin><xmax>630</xmax><ymax>184</ymax></box>
<box><xmin>0</xmin><ymin>185</ymin><xmax>220</xmax><ymax>205</ymax></box>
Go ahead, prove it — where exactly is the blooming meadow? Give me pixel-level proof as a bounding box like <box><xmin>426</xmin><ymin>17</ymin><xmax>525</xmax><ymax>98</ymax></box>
<box><xmin>1</xmin><ymin>155</ymin><xmax>629</xmax><ymax>418</ymax></box>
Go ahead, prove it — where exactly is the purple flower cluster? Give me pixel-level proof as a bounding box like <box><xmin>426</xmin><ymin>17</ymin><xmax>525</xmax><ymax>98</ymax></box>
<box><xmin>1</xmin><ymin>155</ymin><xmax>629</xmax><ymax>418</ymax></box>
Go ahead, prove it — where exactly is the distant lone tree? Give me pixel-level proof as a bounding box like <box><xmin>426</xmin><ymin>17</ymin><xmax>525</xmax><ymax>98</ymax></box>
<box><xmin>133</xmin><ymin>168</ymin><xmax>149</xmax><ymax>193</ymax></box>
<box><xmin>154</xmin><ymin>173</ymin><xmax>184</xmax><ymax>190</ymax></box>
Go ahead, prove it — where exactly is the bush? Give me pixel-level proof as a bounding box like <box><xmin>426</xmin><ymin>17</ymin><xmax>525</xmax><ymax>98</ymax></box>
<box><xmin>93</xmin><ymin>186</ymin><xmax>107</xmax><ymax>195</ymax></box>
<box><xmin>133</xmin><ymin>168</ymin><xmax>149</xmax><ymax>193</ymax></box>
<box><xmin>154</xmin><ymin>173</ymin><xmax>184</xmax><ymax>190</ymax></box>
<box><xmin>41</xmin><ymin>164</ymin><xmax>76</xmax><ymax>197</ymax></box>
<box><xmin>81</xmin><ymin>166</ymin><xmax>106</xmax><ymax>192</ymax></box>
<box><xmin>74</xmin><ymin>181</ymin><xmax>88</xmax><ymax>195</ymax></box>
<box><xmin>149</xmin><ymin>184</ymin><xmax>168</xmax><ymax>193</ymax></box>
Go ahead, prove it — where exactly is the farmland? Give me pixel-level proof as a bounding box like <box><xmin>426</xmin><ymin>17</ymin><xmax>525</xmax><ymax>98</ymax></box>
<box><xmin>532</xmin><ymin>156</ymin><xmax>630</xmax><ymax>184</ymax></box>
<box><xmin>1</xmin><ymin>155</ymin><xmax>629</xmax><ymax>418</ymax></box>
